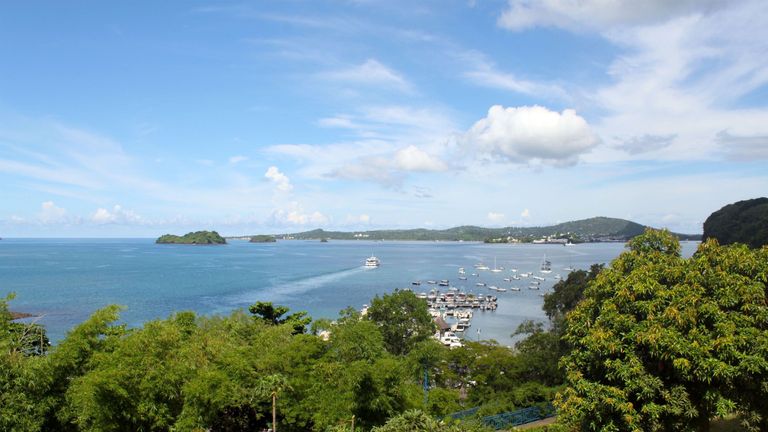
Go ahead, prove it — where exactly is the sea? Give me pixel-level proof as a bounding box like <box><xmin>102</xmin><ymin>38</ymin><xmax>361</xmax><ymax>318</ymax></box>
<box><xmin>0</xmin><ymin>238</ymin><xmax>700</xmax><ymax>345</ymax></box>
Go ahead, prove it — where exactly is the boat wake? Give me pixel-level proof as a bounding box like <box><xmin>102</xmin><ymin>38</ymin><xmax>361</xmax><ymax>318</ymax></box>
<box><xmin>226</xmin><ymin>266</ymin><xmax>365</xmax><ymax>306</ymax></box>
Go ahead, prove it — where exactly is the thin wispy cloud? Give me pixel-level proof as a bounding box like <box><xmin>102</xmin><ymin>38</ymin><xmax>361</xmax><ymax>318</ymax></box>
<box><xmin>319</xmin><ymin>59</ymin><xmax>412</xmax><ymax>92</ymax></box>
<box><xmin>459</xmin><ymin>50</ymin><xmax>567</xmax><ymax>99</ymax></box>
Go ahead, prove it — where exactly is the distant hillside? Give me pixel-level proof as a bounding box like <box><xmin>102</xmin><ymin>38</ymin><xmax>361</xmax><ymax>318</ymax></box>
<box><xmin>703</xmin><ymin>198</ymin><xmax>768</xmax><ymax>248</ymax></box>
<box><xmin>156</xmin><ymin>231</ymin><xmax>226</xmax><ymax>245</ymax></box>
<box><xmin>263</xmin><ymin>217</ymin><xmax>699</xmax><ymax>242</ymax></box>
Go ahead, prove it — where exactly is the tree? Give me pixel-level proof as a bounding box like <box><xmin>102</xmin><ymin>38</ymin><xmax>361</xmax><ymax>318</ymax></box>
<box><xmin>366</xmin><ymin>289</ymin><xmax>436</xmax><ymax>356</ymax></box>
<box><xmin>249</xmin><ymin>301</ymin><xmax>311</xmax><ymax>335</ymax></box>
<box><xmin>543</xmin><ymin>264</ymin><xmax>603</xmax><ymax>322</ymax></box>
<box><xmin>0</xmin><ymin>293</ymin><xmax>52</xmax><ymax>431</ymax></box>
<box><xmin>370</xmin><ymin>409</ymin><xmax>492</xmax><ymax>432</ymax></box>
<box><xmin>556</xmin><ymin>229</ymin><xmax>768</xmax><ymax>431</ymax></box>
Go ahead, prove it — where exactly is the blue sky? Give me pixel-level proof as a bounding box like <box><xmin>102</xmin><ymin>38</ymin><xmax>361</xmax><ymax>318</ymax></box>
<box><xmin>1</xmin><ymin>0</ymin><xmax>766</xmax><ymax>237</ymax></box>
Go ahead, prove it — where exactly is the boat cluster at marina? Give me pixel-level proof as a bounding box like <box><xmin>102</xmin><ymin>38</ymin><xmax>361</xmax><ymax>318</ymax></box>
<box><xmin>405</xmin><ymin>254</ymin><xmax>575</xmax><ymax>348</ymax></box>
<box><xmin>417</xmin><ymin>288</ymin><xmax>498</xmax><ymax>311</ymax></box>
<box><xmin>364</xmin><ymin>251</ymin><xmax>576</xmax><ymax>348</ymax></box>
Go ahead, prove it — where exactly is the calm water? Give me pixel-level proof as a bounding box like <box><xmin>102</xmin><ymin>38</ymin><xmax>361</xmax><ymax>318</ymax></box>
<box><xmin>0</xmin><ymin>239</ymin><xmax>699</xmax><ymax>345</ymax></box>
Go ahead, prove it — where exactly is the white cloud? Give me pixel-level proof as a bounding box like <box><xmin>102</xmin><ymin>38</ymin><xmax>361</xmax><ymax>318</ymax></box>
<box><xmin>229</xmin><ymin>155</ymin><xmax>248</xmax><ymax>164</ymax></box>
<box><xmin>264</xmin><ymin>166</ymin><xmax>293</xmax><ymax>192</ymax></box>
<box><xmin>464</xmin><ymin>105</ymin><xmax>599</xmax><ymax>166</ymax></box>
<box><xmin>346</xmin><ymin>214</ymin><xmax>371</xmax><ymax>224</ymax></box>
<box><xmin>394</xmin><ymin>145</ymin><xmax>448</xmax><ymax>172</ymax></box>
<box><xmin>487</xmin><ymin>212</ymin><xmax>505</xmax><ymax>223</ymax></box>
<box><xmin>320</xmin><ymin>59</ymin><xmax>411</xmax><ymax>91</ymax></box>
<box><xmin>317</xmin><ymin>116</ymin><xmax>359</xmax><ymax>129</ymax></box>
<box><xmin>90</xmin><ymin>205</ymin><xmax>143</xmax><ymax>225</ymax></box>
<box><xmin>39</xmin><ymin>201</ymin><xmax>68</xmax><ymax>224</ymax></box>
<box><xmin>615</xmin><ymin>134</ymin><xmax>677</xmax><ymax>155</ymax></box>
<box><xmin>521</xmin><ymin>208</ymin><xmax>530</xmax><ymax>219</ymax></box>
<box><xmin>716</xmin><ymin>131</ymin><xmax>768</xmax><ymax>161</ymax></box>
<box><xmin>497</xmin><ymin>0</ymin><xmax>729</xmax><ymax>32</ymax></box>
<box><xmin>497</xmin><ymin>0</ymin><xmax>768</xmax><ymax>165</ymax></box>
<box><xmin>459</xmin><ymin>50</ymin><xmax>566</xmax><ymax>99</ymax></box>
<box><xmin>327</xmin><ymin>145</ymin><xmax>448</xmax><ymax>187</ymax></box>
<box><xmin>268</xmin><ymin>202</ymin><xmax>329</xmax><ymax>226</ymax></box>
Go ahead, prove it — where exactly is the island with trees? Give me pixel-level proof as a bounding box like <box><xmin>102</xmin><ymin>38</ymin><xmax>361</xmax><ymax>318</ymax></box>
<box><xmin>249</xmin><ymin>235</ymin><xmax>277</xmax><ymax>243</ymax></box>
<box><xmin>155</xmin><ymin>230</ymin><xmax>227</xmax><ymax>245</ymax></box>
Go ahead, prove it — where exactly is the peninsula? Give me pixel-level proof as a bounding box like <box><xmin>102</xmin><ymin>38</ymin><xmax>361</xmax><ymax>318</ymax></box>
<box><xmin>156</xmin><ymin>231</ymin><xmax>226</xmax><ymax>245</ymax></box>
<box><xmin>241</xmin><ymin>217</ymin><xmax>701</xmax><ymax>243</ymax></box>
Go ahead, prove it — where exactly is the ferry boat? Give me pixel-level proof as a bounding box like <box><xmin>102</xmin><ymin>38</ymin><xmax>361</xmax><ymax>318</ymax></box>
<box><xmin>364</xmin><ymin>256</ymin><xmax>380</xmax><ymax>267</ymax></box>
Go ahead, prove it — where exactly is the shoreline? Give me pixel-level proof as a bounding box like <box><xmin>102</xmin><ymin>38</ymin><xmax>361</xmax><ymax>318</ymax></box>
<box><xmin>10</xmin><ymin>311</ymin><xmax>36</xmax><ymax>320</ymax></box>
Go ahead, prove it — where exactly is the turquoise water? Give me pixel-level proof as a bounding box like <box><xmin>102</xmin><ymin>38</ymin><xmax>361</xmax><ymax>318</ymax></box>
<box><xmin>0</xmin><ymin>239</ymin><xmax>700</xmax><ymax>345</ymax></box>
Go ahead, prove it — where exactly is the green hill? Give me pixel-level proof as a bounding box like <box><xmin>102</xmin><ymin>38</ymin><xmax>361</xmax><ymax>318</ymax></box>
<box><xmin>703</xmin><ymin>198</ymin><xmax>768</xmax><ymax>248</ymax></box>
<box><xmin>265</xmin><ymin>217</ymin><xmax>699</xmax><ymax>242</ymax></box>
<box><xmin>156</xmin><ymin>231</ymin><xmax>226</xmax><ymax>245</ymax></box>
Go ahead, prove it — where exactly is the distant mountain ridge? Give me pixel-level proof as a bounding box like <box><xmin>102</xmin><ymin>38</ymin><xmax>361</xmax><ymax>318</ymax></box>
<box><xmin>253</xmin><ymin>217</ymin><xmax>700</xmax><ymax>242</ymax></box>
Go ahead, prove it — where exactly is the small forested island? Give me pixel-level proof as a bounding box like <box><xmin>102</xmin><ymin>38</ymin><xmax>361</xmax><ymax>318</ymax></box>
<box><xmin>249</xmin><ymin>235</ymin><xmax>277</xmax><ymax>243</ymax></box>
<box><xmin>155</xmin><ymin>230</ymin><xmax>226</xmax><ymax>245</ymax></box>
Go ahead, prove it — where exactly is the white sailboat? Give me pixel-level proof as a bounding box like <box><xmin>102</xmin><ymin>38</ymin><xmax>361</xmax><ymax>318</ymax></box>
<box><xmin>491</xmin><ymin>257</ymin><xmax>502</xmax><ymax>272</ymax></box>
<box><xmin>540</xmin><ymin>254</ymin><xmax>552</xmax><ymax>274</ymax></box>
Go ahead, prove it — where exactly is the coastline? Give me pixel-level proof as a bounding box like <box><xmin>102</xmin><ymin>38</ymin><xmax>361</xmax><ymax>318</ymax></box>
<box><xmin>10</xmin><ymin>311</ymin><xmax>36</xmax><ymax>320</ymax></box>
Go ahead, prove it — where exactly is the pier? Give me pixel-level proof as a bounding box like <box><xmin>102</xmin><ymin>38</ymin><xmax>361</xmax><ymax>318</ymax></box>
<box><xmin>416</xmin><ymin>288</ymin><xmax>498</xmax><ymax>311</ymax></box>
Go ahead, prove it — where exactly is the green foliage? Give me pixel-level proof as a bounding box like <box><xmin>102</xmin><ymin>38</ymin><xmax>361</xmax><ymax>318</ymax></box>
<box><xmin>248</xmin><ymin>301</ymin><xmax>311</xmax><ymax>335</ymax></box>
<box><xmin>556</xmin><ymin>230</ymin><xmax>768</xmax><ymax>431</ymax></box>
<box><xmin>0</xmin><ymin>293</ymin><xmax>52</xmax><ymax>431</ymax></box>
<box><xmin>366</xmin><ymin>289</ymin><xmax>436</xmax><ymax>356</ymax></box>
<box><xmin>370</xmin><ymin>409</ymin><xmax>492</xmax><ymax>432</ymax></box>
<box><xmin>543</xmin><ymin>264</ymin><xmax>603</xmax><ymax>321</ymax></box>
<box><xmin>702</xmin><ymin>197</ymin><xmax>768</xmax><ymax>248</ymax></box>
<box><xmin>156</xmin><ymin>230</ymin><xmax>227</xmax><ymax>244</ymax></box>
<box><xmin>327</xmin><ymin>318</ymin><xmax>386</xmax><ymax>363</ymax></box>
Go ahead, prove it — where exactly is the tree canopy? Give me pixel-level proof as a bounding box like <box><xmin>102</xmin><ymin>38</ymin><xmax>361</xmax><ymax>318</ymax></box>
<box><xmin>556</xmin><ymin>229</ymin><xmax>768</xmax><ymax>431</ymax></box>
<box><xmin>248</xmin><ymin>301</ymin><xmax>311</xmax><ymax>335</ymax></box>
<box><xmin>365</xmin><ymin>289</ymin><xmax>436</xmax><ymax>356</ymax></box>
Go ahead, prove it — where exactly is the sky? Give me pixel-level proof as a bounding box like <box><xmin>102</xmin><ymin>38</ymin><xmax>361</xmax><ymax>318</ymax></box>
<box><xmin>1</xmin><ymin>0</ymin><xmax>767</xmax><ymax>237</ymax></box>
